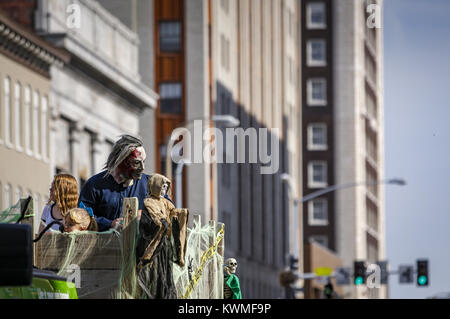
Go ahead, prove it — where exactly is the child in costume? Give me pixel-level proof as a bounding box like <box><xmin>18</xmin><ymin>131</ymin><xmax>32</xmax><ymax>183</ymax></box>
<box><xmin>39</xmin><ymin>174</ymin><xmax>79</xmax><ymax>233</ymax></box>
<box><xmin>63</xmin><ymin>206</ymin><xmax>98</xmax><ymax>233</ymax></box>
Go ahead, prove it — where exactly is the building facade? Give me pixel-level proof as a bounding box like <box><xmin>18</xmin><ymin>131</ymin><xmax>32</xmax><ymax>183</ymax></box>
<box><xmin>0</xmin><ymin>11</ymin><xmax>69</xmax><ymax>234</ymax></box>
<box><xmin>300</xmin><ymin>0</ymin><xmax>386</xmax><ymax>298</ymax></box>
<box><xmin>0</xmin><ymin>0</ymin><xmax>158</xmax><ymax>230</ymax></box>
<box><xmin>104</xmin><ymin>0</ymin><xmax>303</xmax><ymax>298</ymax></box>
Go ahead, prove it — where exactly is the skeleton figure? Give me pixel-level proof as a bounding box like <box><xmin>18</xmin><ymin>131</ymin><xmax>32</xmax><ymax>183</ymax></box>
<box><xmin>224</xmin><ymin>258</ymin><xmax>242</xmax><ymax>299</ymax></box>
<box><xmin>224</xmin><ymin>258</ymin><xmax>238</xmax><ymax>275</ymax></box>
<box><xmin>160</xmin><ymin>182</ymin><xmax>169</xmax><ymax>198</ymax></box>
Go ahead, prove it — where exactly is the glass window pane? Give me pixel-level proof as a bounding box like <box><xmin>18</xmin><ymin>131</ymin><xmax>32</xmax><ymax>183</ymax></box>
<box><xmin>15</xmin><ymin>82</ymin><xmax>21</xmax><ymax>148</ymax></box>
<box><xmin>159</xmin><ymin>83</ymin><xmax>182</xmax><ymax>114</ymax></box>
<box><xmin>4</xmin><ymin>77</ymin><xmax>11</xmax><ymax>144</ymax></box>
<box><xmin>159</xmin><ymin>21</ymin><xmax>182</xmax><ymax>52</ymax></box>
<box><xmin>308</xmin><ymin>3</ymin><xmax>326</xmax><ymax>29</ymax></box>
<box><xmin>25</xmin><ymin>86</ymin><xmax>31</xmax><ymax>152</ymax></box>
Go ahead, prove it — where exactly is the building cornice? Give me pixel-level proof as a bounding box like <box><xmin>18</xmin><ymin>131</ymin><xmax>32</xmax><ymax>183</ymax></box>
<box><xmin>0</xmin><ymin>10</ymin><xmax>70</xmax><ymax>78</ymax></box>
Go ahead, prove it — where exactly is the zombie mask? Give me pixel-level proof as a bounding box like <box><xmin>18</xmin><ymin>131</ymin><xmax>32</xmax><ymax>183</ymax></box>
<box><xmin>117</xmin><ymin>146</ymin><xmax>146</xmax><ymax>181</ymax></box>
<box><xmin>225</xmin><ymin>258</ymin><xmax>238</xmax><ymax>274</ymax></box>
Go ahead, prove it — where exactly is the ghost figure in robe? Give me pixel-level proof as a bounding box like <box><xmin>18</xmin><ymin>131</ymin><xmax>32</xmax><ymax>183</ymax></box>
<box><xmin>135</xmin><ymin>173</ymin><xmax>189</xmax><ymax>299</ymax></box>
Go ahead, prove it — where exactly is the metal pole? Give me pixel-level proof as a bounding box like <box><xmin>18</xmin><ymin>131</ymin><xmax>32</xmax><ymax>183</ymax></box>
<box><xmin>295</xmin><ymin>179</ymin><xmax>406</xmax><ymax>204</ymax></box>
<box><xmin>175</xmin><ymin>161</ymin><xmax>185</xmax><ymax>208</ymax></box>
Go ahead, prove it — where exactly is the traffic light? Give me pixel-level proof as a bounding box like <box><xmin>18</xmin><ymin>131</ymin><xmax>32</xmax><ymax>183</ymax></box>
<box><xmin>289</xmin><ymin>255</ymin><xmax>299</xmax><ymax>271</ymax></box>
<box><xmin>324</xmin><ymin>282</ymin><xmax>334</xmax><ymax>299</ymax></box>
<box><xmin>417</xmin><ymin>259</ymin><xmax>429</xmax><ymax>287</ymax></box>
<box><xmin>353</xmin><ymin>261</ymin><xmax>366</xmax><ymax>285</ymax></box>
<box><xmin>377</xmin><ymin>261</ymin><xmax>389</xmax><ymax>285</ymax></box>
<box><xmin>399</xmin><ymin>265</ymin><xmax>414</xmax><ymax>284</ymax></box>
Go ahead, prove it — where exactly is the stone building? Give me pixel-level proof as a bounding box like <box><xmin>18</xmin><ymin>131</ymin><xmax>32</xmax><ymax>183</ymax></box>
<box><xmin>0</xmin><ymin>10</ymin><xmax>69</xmax><ymax>234</ymax></box>
<box><xmin>0</xmin><ymin>0</ymin><xmax>158</xmax><ymax>230</ymax></box>
<box><xmin>100</xmin><ymin>0</ymin><xmax>303</xmax><ymax>299</ymax></box>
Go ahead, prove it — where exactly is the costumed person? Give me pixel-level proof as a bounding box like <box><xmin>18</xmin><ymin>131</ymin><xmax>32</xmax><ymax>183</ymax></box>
<box><xmin>39</xmin><ymin>174</ymin><xmax>79</xmax><ymax>233</ymax></box>
<box><xmin>63</xmin><ymin>207</ymin><xmax>98</xmax><ymax>233</ymax></box>
<box><xmin>224</xmin><ymin>258</ymin><xmax>242</xmax><ymax>299</ymax></box>
<box><xmin>78</xmin><ymin>135</ymin><xmax>150</xmax><ymax>232</ymax></box>
<box><xmin>135</xmin><ymin>174</ymin><xmax>189</xmax><ymax>299</ymax></box>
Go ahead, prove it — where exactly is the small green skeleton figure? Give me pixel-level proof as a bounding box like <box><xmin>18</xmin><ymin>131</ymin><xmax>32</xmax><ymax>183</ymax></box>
<box><xmin>224</xmin><ymin>258</ymin><xmax>242</xmax><ymax>299</ymax></box>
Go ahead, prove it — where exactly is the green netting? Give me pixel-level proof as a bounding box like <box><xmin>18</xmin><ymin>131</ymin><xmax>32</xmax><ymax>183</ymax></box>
<box><xmin>0</xmin><ymin>198</ymin><xmax>33</xmax><ymax>224</ymax></box>
<box><xmin>33</xmin><ymin>200</ymin><xmax>224</xmax><ymax>299</ymax></box>
<box><xmin>173</xmin><ymin>218</ymin><xmax>224</xmax><ymax>299</ymax></box>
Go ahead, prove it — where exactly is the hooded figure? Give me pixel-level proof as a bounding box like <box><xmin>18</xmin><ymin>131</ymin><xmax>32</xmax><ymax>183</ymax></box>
<box><xmin>135</xmin><ymin>174</ymin><xmax>189</xmax><ymax>299</ymax></box>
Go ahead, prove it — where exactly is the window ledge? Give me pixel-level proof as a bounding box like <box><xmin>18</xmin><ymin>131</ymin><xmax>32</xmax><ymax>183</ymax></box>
<box><xmin>308</xmin><ymin>182</ymin><xmax>328</xmax><ymax>189</ymax></box>
<box><xmin>309</xmin><ymin>220</ymin><xmax>329</xmax><ymax>227</ymax></box>
<box><xmin>308</xmin><ymin>101</ymin><xmax>327</xmax><ymax>107</ymax></box>
<box><xmin>307</xmin><ymin>23</ymin><xmax>327</xmax><ymax>30</ymax></box>
<box><xmin>308</xmin><ymin>145</ymin><xmax>328</xmax><ymax>152</ymax></box>
<box><xmin>307</xmin><ymin>61</ymin><xmax>327</xmax><ymax>68</ymax></box>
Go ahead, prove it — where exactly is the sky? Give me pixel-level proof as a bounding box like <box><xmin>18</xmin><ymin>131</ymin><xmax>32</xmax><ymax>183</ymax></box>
<box><xmin>384</xmin><ymin>0</ymin><xmax>450</xmax><ymax>299</ymax></box>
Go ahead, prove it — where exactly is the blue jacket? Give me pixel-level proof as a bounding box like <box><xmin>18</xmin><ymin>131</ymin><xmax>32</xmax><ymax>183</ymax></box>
<box><xmin>79</xmin><ymin>171</ymin><xmax>150</xmax><ymax>232</ymax></box>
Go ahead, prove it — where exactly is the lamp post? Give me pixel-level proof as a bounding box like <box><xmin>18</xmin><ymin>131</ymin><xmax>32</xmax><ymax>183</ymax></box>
<box><xmin>280</xmin><ymin>175</ymin><xmax>406</xmax><ymax>292</ymax></box>
<box><xmin>165</xmin><ymin>115</ymin><xmax>240</xmax><ymax>207</ymax></box>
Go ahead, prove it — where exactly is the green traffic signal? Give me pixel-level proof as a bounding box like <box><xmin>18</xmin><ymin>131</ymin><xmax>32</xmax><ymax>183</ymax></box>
<box><xmin>417</xmin><ymin>260</ymin><xmax>429</xmax><ymax>287</ymax></box>
<box><xmin>355</xmin><ymin>277</ymin><xmax>364</xmax><ymax>285</ymax></box>
<box><xmin>418</xmin><ymin>275</ymin><xmax>427</xmax><ymax>286</ymax></box>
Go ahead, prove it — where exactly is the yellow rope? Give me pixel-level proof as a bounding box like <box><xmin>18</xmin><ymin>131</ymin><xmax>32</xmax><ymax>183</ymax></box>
<box><xmin>182</xmin><ymin>224</ymin><xmax>225</xmax><ymax>299</ymax></box>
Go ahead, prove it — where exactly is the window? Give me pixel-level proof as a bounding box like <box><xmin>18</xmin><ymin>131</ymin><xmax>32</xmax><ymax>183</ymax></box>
<box><xmin>308</xmin><ymin>198</ymin><xmax>328</xmax><ymax>226</ymax></box>
<box><xmin>367</xmin><ymin>203</ymin><xmax>378</xmax><ymax>231</ymax></box>
<box><xmin>159</xmin><ymin>83</ymin><xmax>182</xmax><ymax>114</ymax></box>
<box><xmin>220</xmin><ymin>0</ymin><xmax>229</xmax><ymax>14</ymax></box>
<box><xmin>307</xmin><ymin>78</ymin><xmax>327</xmax><ymax>106</ymax></box>
<box><xmin>33</xmin><ymin>90</ymin><xmax>40</xmax><ymax>157</ymax></box>
<box><xmin>307</xmin><ymin>39</ymin><xmax>326</xmax><ymax>66</ymax></box>
<box><xmin>15</xmin><ymin>186</ymin><xmax>22</xmax><ymax>203</ymax></box>
<box><xmin>308</xmin><ymin>123</ymin><xmax>327</xmax><ymax>150</ymax></box>
<box><xmin>41</xmin><ymin>95</ymin><xmax>48</xmax><ymax>159</ymax></box>
<box><xmin>288</xmin><ymin>57</ymin><xmax>294</xmax><ymax>84</ymax></box>
<box><xmin>310</xmin><ymin>235</ymin><xmax>328</xmax><ymax>248</ymax></box>
<box><xmin>14</xmin><ymin>82</ymin><xmax>22</xmax><ymax>150</ymax></box>
<box><xmin>308</xmin><ymin>161</ymin><xmax>327</xmax><ymax>188</ymax></box>
<box><xmin>307</xmin><ymin>2</ymin><xmax>326</xmax><ymax>29</ymax></box>
<box><xmin>35</xmin><ymin>193</ymin><xmax>41</xmax><ymax>218</ymax></box>
<box><xmin>367</xmin><ymin>240</ymin><xmax>378</xmax><ymax>264</ymax></box>
<box><xmin>221</xmin><ymin>34</ymin><xmax>230</xmax><ymax>71</ymax></box>
<box><xmin>4</xmin><ymin>183</ymin><xmax>11</xmax><ymax>209</ymax></box>
<box><xmin>24</xmin><ymin>85</ymin><xmax>32</xmax><ymax>154</ymax></box>
<box><xmin>159</xmin><ymin>21</ymin><xmax>182</xmax><ymax>52</ymax></box>
<box><xmin>4</xmin><ymin>77</ymin><xmax>11</xmax><ymax>145</ymax></box>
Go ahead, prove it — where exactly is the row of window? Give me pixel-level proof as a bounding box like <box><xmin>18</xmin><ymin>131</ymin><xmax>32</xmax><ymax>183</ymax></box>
<box><xmin>305</xmin><ymin>0</ymin><xmax>329</xmax><ymax>246</ymax></box>
<box><xmin>1</xmin><ymin>76</ymin><xmax>49</xmax><ymax>160</ymax></box>
<box><xmin>0</xmin><ymin>181</ymin><xmax>46</xmax><ymax>219</ymax></box>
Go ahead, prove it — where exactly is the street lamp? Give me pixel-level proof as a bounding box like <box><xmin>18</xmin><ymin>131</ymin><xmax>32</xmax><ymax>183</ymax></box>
<box><xmin>280</xmin><ymin>175</ymin><xmax>406</xmax><ymax>291</ymax></box>
<box><xmin>165</xmin><ymin>115</ymin><xmax>240</xmax><ymax>207</ymax></box>
<box><xmin>293</xmin><ymin>178</ymin><xmax>407</xmax><ymax>204</ymax></box>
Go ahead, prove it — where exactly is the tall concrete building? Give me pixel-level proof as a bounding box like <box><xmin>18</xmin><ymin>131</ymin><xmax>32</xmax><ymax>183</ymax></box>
<box><xmin>102</xmin><ymin>0</ymin><xmax>303</xmax><ymax>298</ymax></box>
<box><xmin>300</xmin><ymin>0</ymin><xmax>385</xmax><ymax>298</ymax></box>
